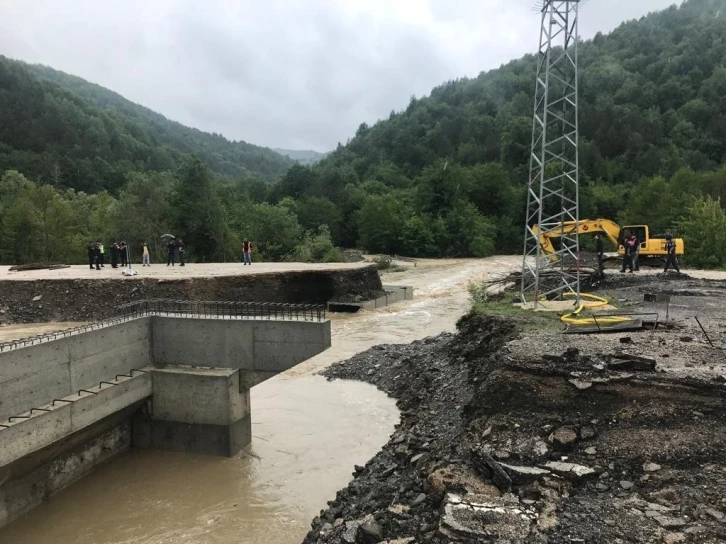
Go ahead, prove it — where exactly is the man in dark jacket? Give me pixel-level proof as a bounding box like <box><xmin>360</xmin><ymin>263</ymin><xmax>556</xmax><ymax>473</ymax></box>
<box><xmin>167</xmin><ymin>240</ymin><xmax>176</xmax><ymax>266</ymax></box>
<box><xmin>620</xmin><ymin>231</ymin><xmax>633</xmax><ymax>273</ymax></box>
<box><xmin>110</xmin><ymin>242</ymin><xmax>119</xmax><ymax>268</ymax></box>
<box><xmin>663</xmin><ymin>235</ymin><xmax>680</xmax><ymax>273</ymax></box>
<box><xmin>631</xmin><ymin>234</ymin><xmax>640</xmax><ymax>271</ymax></box>
<box><xmin>88</xmin><ymin>242</ymin><xmax>100</xmax><ymax>270</ymax></box>
<box><xmin>119</xmin><ymin>241</ymin><xmax>128</xmax><ymax>267</ymax></box>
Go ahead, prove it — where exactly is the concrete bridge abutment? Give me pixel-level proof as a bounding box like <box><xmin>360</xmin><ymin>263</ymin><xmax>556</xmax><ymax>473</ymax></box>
<box><xmin>0</xmin><ymin>303</ymin><xmax>330</xmax><ymax>527</ymax></box>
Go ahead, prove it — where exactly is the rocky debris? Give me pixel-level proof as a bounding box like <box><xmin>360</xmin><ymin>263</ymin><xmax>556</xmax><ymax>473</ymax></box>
<box><xmin>498</xmin><ymin>464</ymin><xmax>551</xmax><ymax>485</ymax></box>
<box><xmin>305</xmin><ymin>313</ymin><xmax>726</xmax><ymax>543</ymax></box>
<box><xmin>608</xmin><ymin>354</ymin><xmax>657</xmax><ymax>371</ymax></box>
<box><xmin>439</xmin><ymin>493</ymin><xmax>535</xmax><ymax>543</ymax></box>
<box><xmin>32</xmin><ymin>295</ymin><xmax>42</xmax><ymax>302</ymax></box>
<box><xmin>543</xmin><ymin>462</ymin><xmax>597</xmax><ymax>481</ymax></box>
<box><xmin>358</xmin><ymin>522</ymin><xmax>384</xmax><ymax>543</ymax></box>
<box><xmin>568</xmin><ymin>378</ymin><xmax>593</xmax><ymax>390</ymax></box>
<box><xmin>548</xmin><ymin>427</ymin><xmax>578</xmax><ymax>451</ymax></box>
<box><xmin>426</xmin><ymin>466</ymin><xmax>499</xmax><ymax>497</ymax></box>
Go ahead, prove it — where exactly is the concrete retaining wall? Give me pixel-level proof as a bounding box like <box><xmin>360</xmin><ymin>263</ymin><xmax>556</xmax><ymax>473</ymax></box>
<box><xmin>0</xmin><ymin>412</ymin><xmax>136</xmax><ymax>528</ymax></box>
<box><xmin>0</xmin><ymin>313</ymin><xmax>331</xmax><ymax>527</ymax></box>
<box><xmin>0</xmin><ymin>372</ymin><xmax>152</xmax><ymax>468</ymax></box>
<box><xmin>151</xmin><ymin>317</ymin><xmax>331</xmax><ymax>372</ymax></box>
<box><xmin>0</xmin><ymin>318</ymin><xmax>151</xmax><ymax>421</ymax></box>
<box><xmin>328</xmin><ymin>285</ymin><xmax>414</xmax><ymax>312</ymax></box>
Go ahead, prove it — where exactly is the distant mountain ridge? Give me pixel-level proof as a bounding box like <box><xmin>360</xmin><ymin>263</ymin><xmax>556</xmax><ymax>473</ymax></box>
<box><xmin>0</xmin><ymin>56</ymin><xmax>295</xmax><ymax>193</ymax></box>
<box><xmin>272</xmin><ymin>148</ymin><xmax>328</xmax><ymax>165</ymax></box>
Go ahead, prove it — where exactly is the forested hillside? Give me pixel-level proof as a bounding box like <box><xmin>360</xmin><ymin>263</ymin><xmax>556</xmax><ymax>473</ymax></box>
<box><xmin>3</xmin><ymin>0</ymin><xmax>726</xmax><ymax>267</ymax></box>
<box><xmin>273</xmin><ymin>149</ymin><xmax>328</xmax><ymax>165</ymax></box>
<box><xmin>0</xmin><ymin>57</ymin><xmax>294</xmax><ymax>193</ymax></box>
<box><xmin>269</xmin><ymin>0</ymin><xmax>726</xmax><ymax>263</ymax></box>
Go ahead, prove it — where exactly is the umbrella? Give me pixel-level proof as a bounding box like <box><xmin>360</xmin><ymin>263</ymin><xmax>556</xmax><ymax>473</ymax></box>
<box><xmin>161</xmin><ymin>234</ymin><xmax>175</xmax><ymax>239</ymax></box>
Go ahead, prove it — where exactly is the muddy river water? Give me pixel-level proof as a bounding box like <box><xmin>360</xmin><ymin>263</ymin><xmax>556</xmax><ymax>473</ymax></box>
<box><xmin>1</xmin><ymin>257</ymin><xmax>519</xmax><ymax>544</ymax></box>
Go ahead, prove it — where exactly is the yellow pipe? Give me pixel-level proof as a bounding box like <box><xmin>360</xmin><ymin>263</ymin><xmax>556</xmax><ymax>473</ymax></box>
<box><xmin>560</xmin><ymin>292</ymin><xmax>631</xmax><ymax>325</ymax></box>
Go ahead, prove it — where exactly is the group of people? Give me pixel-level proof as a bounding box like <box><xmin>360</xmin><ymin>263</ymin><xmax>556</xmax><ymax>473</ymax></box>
<box><xmin>165</xmin><ymin>238</ymin><xmax>186</xmax><ymax>266</ymax></box>
<box><xmin>87</xmin><ymin>240</ymin><xmax>130</xmax><ymax>270</ymax></box>
<box><xmin>86</xmin><ymin>240</ymin><xmax>130</xmax><ymax>269</ymax></box>
<box><xmin>86</xmin><ymin>237</ymin><xmax>254</xmax><ymax>270</ymax></box>
<box><xmin>593</xmin><ymin>231</ymin><xmax>680</xmax><ymax>274</ymax></box>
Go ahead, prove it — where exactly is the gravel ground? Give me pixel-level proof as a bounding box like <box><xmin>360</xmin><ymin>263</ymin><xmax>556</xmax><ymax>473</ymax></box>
<box><xmin>302</xmin><ymin>271</ymin><xmax>726</xmax><ymax>543</ymax></box>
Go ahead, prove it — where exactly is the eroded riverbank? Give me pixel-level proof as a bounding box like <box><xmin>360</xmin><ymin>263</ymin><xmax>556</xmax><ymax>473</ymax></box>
<box><xmin>307</xmin><ymin>272</ymin><xmax>726</xmax><ymax>544</ymax></box>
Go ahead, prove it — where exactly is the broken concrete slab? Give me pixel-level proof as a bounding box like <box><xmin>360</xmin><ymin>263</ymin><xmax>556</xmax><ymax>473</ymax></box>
<box><xmin>479</xmin><ymin>451</ymin><xmax>512</xmax><ymax>490</ymax></box>
<box><xmin>653</xmin><ymin>515</ymin><xmax>688</xmax><ymax>529</ymax></box>
<box><xmin>498</xmin><ymin>463</ymin><xmax>551</xmax><ymax>485</ymax></box>
<box><xmin>568</xmin><ymin>379</ymin><xmax>593</xmax><ymax>390</ymax></box>
<box><xmin>542</xmin><ymin>461</ymin><xmax>597</xmax><ymax>481</ymax></box>
<box><xmin>609</xmin><ymin>354</ymin><xmax>657</xmax><ymax>371</ymax></box>
<box><xmin>439</xmin><ymin>493</ymin><xmax>536</xmax><ymax>543</ymax></box>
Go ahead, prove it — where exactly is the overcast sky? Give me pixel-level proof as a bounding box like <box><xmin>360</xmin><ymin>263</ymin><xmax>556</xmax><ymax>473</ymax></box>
<box><xmin>0</xmin><ymin>0</ymin><xmax>678</xmax><ymax>152</ymax></box>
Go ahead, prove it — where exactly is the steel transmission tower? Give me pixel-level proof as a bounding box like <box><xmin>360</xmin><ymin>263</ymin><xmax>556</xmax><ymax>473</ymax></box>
<box><xmin>521</xmin><ymin>0</ymin><xmax>582</xmax><ymax>307</ymax></box>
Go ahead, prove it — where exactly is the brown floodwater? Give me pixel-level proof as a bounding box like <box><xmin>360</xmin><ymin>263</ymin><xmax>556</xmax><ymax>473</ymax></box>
<box><xmin>0</xmin><ymin>257</ymin><xmax>520</xmax><ymax>544</ymax></box>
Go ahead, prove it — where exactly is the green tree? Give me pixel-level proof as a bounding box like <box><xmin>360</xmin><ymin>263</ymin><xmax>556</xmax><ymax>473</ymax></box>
<box><xmin>173</xmin><ymin>157</ymin><xmax>231</xmax><ymax>262</ymax></box>
<box><xmin>111</xmin><ymin>172</ymin><xmax>174</xmax><ymax>261</ymax></box>
<box><xmin>236</xmin><ymin>202</ymin><xmax>303</xmax><ymax>261</ymax></box>
<box><xmin>295</xmin><ymin>196</ymin><xmax>343</xmax><ymax>242</ymax></box>
<box><xmin>357</xmin><ymin>194</ymin><xmax>407</xmax><ymax>254</ymax></box>
<box><xmin>678</xmin><ymin>196</ymin><xmax>726</xmax><ymax>268</ymax></box>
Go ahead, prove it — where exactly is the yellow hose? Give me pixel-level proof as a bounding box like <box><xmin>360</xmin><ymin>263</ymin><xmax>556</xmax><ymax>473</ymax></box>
<box><xmin>560</xmin><ymin>292</ymin><xmax>631</xmax><ymax>325</ymax></box>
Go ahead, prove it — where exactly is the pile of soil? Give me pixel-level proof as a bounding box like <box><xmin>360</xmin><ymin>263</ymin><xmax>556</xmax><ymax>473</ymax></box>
<box><xmin>0</xmin><ymin>267</ymin><xmax>384</xmax><ymax>323</ymax></box>
<box><xmin>304</xmin><ymin>314</ymin><xmax>726</xmax><ymax>543</ymax></box>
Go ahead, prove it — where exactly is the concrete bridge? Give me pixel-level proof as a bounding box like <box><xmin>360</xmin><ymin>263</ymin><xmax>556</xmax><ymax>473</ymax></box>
<box><xmin>0</xmin><ymin>300</ymin><xmax>330</xmax><ymax>527</ymax></box>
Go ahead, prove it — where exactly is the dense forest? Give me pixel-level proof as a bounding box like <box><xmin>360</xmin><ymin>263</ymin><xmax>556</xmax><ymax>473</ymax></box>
<box><xmin>2</xmin><ymin>0</ymin><xmax>726</xmax><ymax>267</ymax></box>
<box><xmin>0</xmin><ymin>57</ymin><xmax>295</xmax><ymax>193</ymax></box>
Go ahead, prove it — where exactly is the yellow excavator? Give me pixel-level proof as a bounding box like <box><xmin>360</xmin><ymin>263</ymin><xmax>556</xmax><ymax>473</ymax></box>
<box><xmin>533</xmin><ymin>219</ymin><xmax>684</xmax><ymax>259</ymax></box>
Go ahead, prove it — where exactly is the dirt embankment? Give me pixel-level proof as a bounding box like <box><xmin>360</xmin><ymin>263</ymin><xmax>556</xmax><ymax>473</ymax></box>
<box><xmin>0</xmin><ymin>267</ymin><xmax>383</xmax><ymax>323</ymax></box>
<box><xmin>306</xmin><ymin>314</ymin><xmax>726</xmax><ymax>544</ymax></box>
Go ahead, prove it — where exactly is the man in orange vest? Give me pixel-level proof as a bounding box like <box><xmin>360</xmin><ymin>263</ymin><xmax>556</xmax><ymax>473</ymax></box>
<box><xmin>242</xmin><ymin>239</ymin><xmax>253</xmax><ymax>265</ymax></box>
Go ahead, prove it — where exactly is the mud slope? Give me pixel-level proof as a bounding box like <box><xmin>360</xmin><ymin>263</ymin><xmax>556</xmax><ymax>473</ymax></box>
<box><xmin>307</xmin><ymin>315</ymin><xmax>726</xmax><ymax>544</ymax></box>
<box><xmin>0</xmin><ymin>266</ymin><xmax>383</xmax><ymax>323</ymax></box>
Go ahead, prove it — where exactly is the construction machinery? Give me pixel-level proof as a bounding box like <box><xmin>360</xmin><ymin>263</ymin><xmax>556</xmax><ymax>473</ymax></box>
<box><xmin>533</xmin><ymin>219</ymin><xmax>684</xmax><ymax>260</ymax></box>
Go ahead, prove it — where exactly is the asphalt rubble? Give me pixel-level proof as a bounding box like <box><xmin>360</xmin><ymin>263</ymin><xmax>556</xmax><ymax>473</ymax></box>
<box><xmin>303</xmin><ymin>282</ymin><xmax>726</xmax><ymax>543</ymax></box>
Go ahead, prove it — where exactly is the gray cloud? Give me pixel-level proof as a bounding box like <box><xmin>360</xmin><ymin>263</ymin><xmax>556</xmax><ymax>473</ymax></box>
<box><xmin>0</xmin><ymin>0</ymin><xmax>679</xmax><ymax>151</ymax></box>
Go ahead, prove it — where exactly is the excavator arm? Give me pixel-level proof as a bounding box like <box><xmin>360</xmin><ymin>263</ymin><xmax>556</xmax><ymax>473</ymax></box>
<box><xmin>531</xmin><ymin>219</ymin><xmax>622</xmax><ymax>255</ymax></box>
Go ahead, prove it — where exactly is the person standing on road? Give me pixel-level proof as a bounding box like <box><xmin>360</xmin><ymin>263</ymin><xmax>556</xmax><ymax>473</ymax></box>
<box><xmin>595</xmin><ymin>234</ymin><xmax>604</xmax><ymax>272</ymax></box>
<box><xmin>631</xmin><ymin>233</ymin><xmax>641</xmax><ymax>272</ymax></box>
<box><xmin>110</xmin><ymin>241</ymin><xmax>119</xmax><ymax>268</ymax></box>
<box><xmin>87</xmin><ymin>242</ymin><xmax>99</xmax><ymax>270</ymax></box>
<box><xmin>119</xmin><ymin>241</ymin><xmax>128</xmax><ymax>267</ymax></box>
<box><xmin>167</xmin><ymin>239</ymin><xmax>176</xmax><ymax>266</ymax></box>
<box><xmin>177</xmin><ymin>238</ymin><xmax>186</xmax><ymax>267</ymax></box>
<box><xmin>663</xmin><ymin>234</ymin><xmax>680</xmax><ymax>273</ymax></box>
<box><xmin>242</xmin><ymin>239</ymin><xmax>253</xmax><ymax>265</ymax></box>
<box><xmin>97</xmin><ymin>240</ymin><xmax>105</xmax><ymax>267</ymax></box>
<box><xmin>620</xmin><ymin>231</ymin><xmax>634</xmax><ymax>273</ymax></box>
<box><xmin>142</xmin><ymin>242</ymin><xmax>150</xmax><ymax>266</ymax></box>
